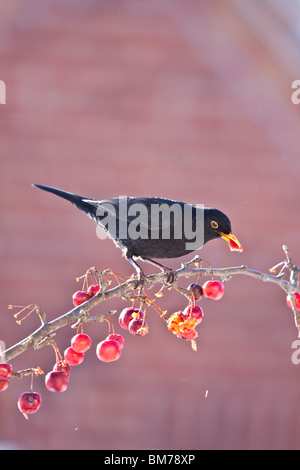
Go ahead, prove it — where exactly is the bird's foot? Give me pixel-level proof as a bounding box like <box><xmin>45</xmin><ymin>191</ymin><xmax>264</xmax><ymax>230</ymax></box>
<box><xmin>163</xmin><ymin>267</ymin><xmax>177</xmax><ymax>287</ymax></box>
<box><xmin>127</xmin><ymin>257</ymin><xmax>146</xmax><ymax>292</ymax></box>
<box><xmin>127</xmin><ymin>271</ymin><xmax>146</xmax><ymax>292</ymax></box>
<box><xmin>141</xmin><ymin>257</ymin><xmax>177</xmax><ymax>287</ymax></box>
<box><xmin>134</xmin><ymin>270</ymin><xmax>146</xmax><ymax>292</ymax></box>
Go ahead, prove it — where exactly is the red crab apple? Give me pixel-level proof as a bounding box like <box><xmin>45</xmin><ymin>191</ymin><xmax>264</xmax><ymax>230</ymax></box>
<box><xmin>53</xmin><ymin>360</ymin><xmax>71</xmax><ymax>377</ymax></box>
<box><xmin>202</xmin><ymin>280</ymin><xmax>225</xmax><ymax>300</ymax></box>
<box><xmin>181</xmin><ymin>329</ymin><xmax>198</xmax><ymax>341</ymax></box>
<box><xmin>128</xmin><ymin>318</ymin><xmax>148</xmax><ymax>336</ymax></box>
<box><xmin>18</xmin><ymin>392</ymin><xmax>42</xmax><ymax>416</ymax></box>
<box><xmin>0</xmin><ymin>363</ymin><xmax>13</xmax><ymax>379</ymax></box>
<box><xmin>188</xmin><ymin>283</ymin><xmax>203</xmax><ymax>301</ymax></box>
<box><xmin>87</xmin><ymin>284</ymin><xmax>100</xmax><ymax>296</ymax></box>
<box><xmin>287</xmin><ymin>292</ymin><xmax>300</xmax><ymax>311</ymax></box>
<box><xmin>72</xmin><ymin>290</ymin><xmax>92</xmax><ymax>307</ymax></box>
<box><xmin>96</xmin><ymin>339</ymin><xmax>122</xmax><ymax>362</ymax></box>
<box><xmin>167</xmin><ymin>311</ymin><xmax>185</xmax><ymax>336</ymax></box>
<box><xmin>119</xmin><ymin>307</ymin><xmax>144</xmax><ymax>330</ymax></box>
<box><xmin>183</xmin><ymin>305</ymin><xmax>204</xmax><ymax>323</ymax></box>
<box><xmin>45</xmin><ymin>371</ymin><xmax>69</xmax><ymax>392</ymax></box>
<box><xmin>64</xmin><ymin>347</ymin><xmax>84</xmax><ymax>366</ymax></box>
<box><xmin>71</xmin><ymin>333</ymin><xmax>92</xmax><ymax>353</ymax></box>
<box><xmin>229</xmin><ymin>237</ymin><xmax>243</xmax><ymax>252</ymax></box>
<box><xmin>107</xmin><ymin>333</ymin><xmax>125</xmax><ymax>350</ymax></box>
<box><xmin>0</xmin><ymin>378</ymin><xmax>9</xmax><ymax>392</ymax></box>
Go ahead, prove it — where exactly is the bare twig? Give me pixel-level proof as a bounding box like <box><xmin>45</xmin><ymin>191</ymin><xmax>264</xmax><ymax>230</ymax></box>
<box><xmin>12</xmin><ymin>367</ymin><xmax>44</xmax><ymax>379</ymax></box>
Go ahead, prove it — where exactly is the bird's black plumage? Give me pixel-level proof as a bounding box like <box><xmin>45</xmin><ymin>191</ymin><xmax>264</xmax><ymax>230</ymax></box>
<box><xmin>33</xmin><ymin>184</ymin><xmax>242</xmax><ymax>278</ymax></box>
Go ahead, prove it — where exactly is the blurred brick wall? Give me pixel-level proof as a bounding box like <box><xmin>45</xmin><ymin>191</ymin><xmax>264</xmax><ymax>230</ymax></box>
<box><xmin>0</xmin><ymin>0</ymin><xmax>300</xmax><ymax>450</ymax></box>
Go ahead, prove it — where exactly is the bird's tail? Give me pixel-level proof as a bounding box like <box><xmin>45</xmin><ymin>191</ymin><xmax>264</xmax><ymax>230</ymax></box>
<box><xmin>33</xmin><ymin>184</ymin><xmax>98</xmax><ymax>220</ymax></box>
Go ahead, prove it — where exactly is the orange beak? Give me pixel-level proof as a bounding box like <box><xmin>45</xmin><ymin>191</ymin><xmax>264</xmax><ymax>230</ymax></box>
<box><xmin>219</xmin><ymin>232</ymin><xmax>243</xmax><ymax>252</ymax></box>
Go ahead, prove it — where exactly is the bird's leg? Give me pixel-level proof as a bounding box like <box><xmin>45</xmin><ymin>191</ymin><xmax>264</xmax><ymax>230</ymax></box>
<box><xmin>140</xmin><ymin>257</ymin><xmax>177</xmax><ymax>286</ymax></box>
<box><xmin>127</xmin><ymin>257</ymin><xmax>146</xmax><ymax>291</ymax></box>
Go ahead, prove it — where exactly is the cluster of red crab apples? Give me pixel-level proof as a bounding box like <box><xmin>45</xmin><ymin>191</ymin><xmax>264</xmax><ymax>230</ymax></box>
<box><xmin>4</xmin><ymin>278</ymin><xmax>227</xmax><ymax>418</ymax></box>
<box><xmin>3</xmin><ymin>278</ymin><xmax>300</xmax><ymax>418</ymax></box>
<box><xmin>1</xmin><ymin>276</ymin><xmax>227</xmax><ymax>418</ymax></box>
<box><xmin>167</xmin><ymin>280</ymin><xmax>225</xmax><ymax>343</ymax></box>
<box><xmin>13</xmin><ymin>327</ymin><xmax>126</xmax><ymax>419</ymax></box>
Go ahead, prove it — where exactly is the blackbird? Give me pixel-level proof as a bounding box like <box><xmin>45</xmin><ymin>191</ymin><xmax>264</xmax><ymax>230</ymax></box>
<box><xmin>33</xmin><ymin>184</ymin><xmax>242</xmax><ymax>282</ymax></box>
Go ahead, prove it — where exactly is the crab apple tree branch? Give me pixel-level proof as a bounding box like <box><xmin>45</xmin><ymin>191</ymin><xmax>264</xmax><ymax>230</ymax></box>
<box><xmin>2</xmin><ymin>245</ymin><xmax>300</xmax><ymax>364</ymax></box>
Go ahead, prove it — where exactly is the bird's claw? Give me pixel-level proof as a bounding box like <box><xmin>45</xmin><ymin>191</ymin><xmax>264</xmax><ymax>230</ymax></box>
<box><xmin>163</xmin><ymin>268</ymin><xmax>177</xmax><ymax>287</ymax></box>
<box><xmin>131</xmin><ymin>270</ymin><xmax>146</xmax><ymax>292</ymax></box>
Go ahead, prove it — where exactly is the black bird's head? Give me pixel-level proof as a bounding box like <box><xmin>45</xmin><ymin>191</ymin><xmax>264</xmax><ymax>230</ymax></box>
<box><xmin>204</xmin><ymin>208</ymin><xmax>243</xmax><ymax>252</ymax></box>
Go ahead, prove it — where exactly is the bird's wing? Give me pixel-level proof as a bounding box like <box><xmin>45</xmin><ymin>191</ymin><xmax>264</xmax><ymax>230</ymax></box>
<box><xmin>82</xmin><ymin>197</ymin><xmax>188</xmax><ymax>231</ymax></box>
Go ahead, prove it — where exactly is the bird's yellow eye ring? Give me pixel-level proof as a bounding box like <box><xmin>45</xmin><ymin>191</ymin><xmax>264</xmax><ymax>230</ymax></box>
<box><xmin>211</xmin><ymin>220</ymin><xmax>218</xmax><ymax>229</ymax></box>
